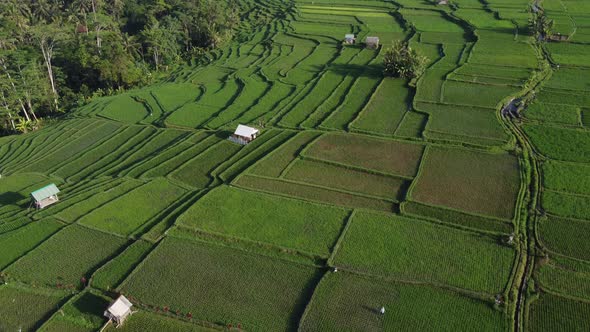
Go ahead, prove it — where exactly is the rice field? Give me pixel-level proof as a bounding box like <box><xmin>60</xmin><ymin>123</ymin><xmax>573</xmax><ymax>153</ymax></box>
<box><xmin>1</xmin><ymin>0</ymin><xmax>588</xmax><ymax>329</ymax></box>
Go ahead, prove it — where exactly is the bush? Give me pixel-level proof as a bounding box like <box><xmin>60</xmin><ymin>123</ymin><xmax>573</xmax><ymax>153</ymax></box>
<box><xmin>383</xmin><ymin>41</ymin><xmax>428</xmax><ymax>79</ymax></box>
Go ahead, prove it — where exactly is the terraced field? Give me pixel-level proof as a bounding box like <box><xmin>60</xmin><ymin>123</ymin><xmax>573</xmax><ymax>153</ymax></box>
<box><xmin>1</xmin><ymin>0</ymin><xmax>590</xmax><ymax>330</ymax></box>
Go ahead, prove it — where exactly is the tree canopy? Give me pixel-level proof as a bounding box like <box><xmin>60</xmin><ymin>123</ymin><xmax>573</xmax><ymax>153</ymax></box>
<box><xmin>383</xmin><ymin>41</ymin><xmax>429</xmax><ymax>80</ymax></box>
<box><xmin>0</xmin><ymin>0</ymin><xmax>242</xmax><ymax>134</ymax></box>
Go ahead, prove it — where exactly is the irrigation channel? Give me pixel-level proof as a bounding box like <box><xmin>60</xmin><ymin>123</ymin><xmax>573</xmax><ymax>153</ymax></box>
<box><xmin>502</xmin><ymin>26</ymin><xmax>552</xmax><ymax>332</ymax></box>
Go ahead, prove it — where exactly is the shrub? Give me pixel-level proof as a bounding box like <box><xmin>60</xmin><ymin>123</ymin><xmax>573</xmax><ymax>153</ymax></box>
<box><xmin>383</xmin><ymin>41</ymin><xmax>428</xmax><ymax>79</ymax></box>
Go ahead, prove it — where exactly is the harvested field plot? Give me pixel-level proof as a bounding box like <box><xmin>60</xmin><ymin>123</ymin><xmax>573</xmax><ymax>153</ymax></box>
<box><xmin>120</xmin><ymin>237</ymin><xmax>321</xmax><ymax>331</ymax></box>
<box><xmin>284</xmin><ymin>159</ymin><xmax>408</xmax><ymax>200</ymax></box>
<box><xmin>332</xmin><ymin>211</ymin><xmax>515</xmax><ymax>294</ymax></box>
<box><xmin>300</xmin><ymin>273</ymin><xmax>508</xmax><ymax>331</ymax></box>
<box><xmin>411</xmin><ymin>146</ymin><xmax>520</xmax><ymax>220</ymax></box>
<box><xmin>177</xmin><ymin>186</ymin><xmax>348</xmax><ymax>256</ymax></box>
<box><xmin>235</xmin><ymin>175</ymin><xmax>395</xmax><ymax>211</ymax></box>
<box><xmin>303</xmin><ymin>133</ymin><xmax>425</xmax><ymax>178</ymax></box>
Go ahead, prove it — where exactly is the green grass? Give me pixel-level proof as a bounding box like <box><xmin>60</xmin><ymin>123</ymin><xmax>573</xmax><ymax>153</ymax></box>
<box><xmin>524</xmin><ymin>102</ymin><xmax>581</xmax><ymax>126</ymax></box>
<box><xmin>411</xmin><ymin>146</ymin><xmax>521</xmax><ymax>220</ymax></box>
<box><xmin>249</xmin><ymin>131</ymin><xmax>321</xmax><ymax>177</ymax></box>
<box><xmin>542</xmin><ymin>161</ymin><xmax>590</xmax><ymax>195</ymax></box>
<box><xmin>321</xmin><ymin>75</ymin><xmax>381</xmax><ymax>130</ymax></box>
<box><xmin>542</xmin><ymin>190</ymin><xmax>590</xmax><ymax>221</ymax></box>
<box><xmin>169</xmin><ymin>140</ymin><xmax>241</xmax><ymax>188</ymax></box>
<box><xmin>284</xmin><ymin>159</ymin><xmax>408</xmax><ymax>200</ymax></box>
<box><xmin>546</xmin><ymin>42</ymin><xmax>590</xmax><ymax>67</ymax></box>
<box><xmin>0</xmin><ymin>219</ymin><xmax>64</xmax><ymax>269</ymax></box>
<box><xmin>333</xmin><ymin>211</ymin><xmax>515</xmax><ymax>294</ymax></box>
<box><xmin>99</xmin><ymin>95</ymin><xmax>148</xmax><ymax>124</ymax></box>
<box><xmin>394</xmin><ymin>111</ymin><xmax>427</xmax><ymax>138</ymax></box>
<box><xmin>0</xmin><ymin>285</ymin><xmax>66</xmax><ymax>332</ymax></box>
<box><xmin>300</xmin><ymin>272</ymin><xmax>508</xmax><ymax>331</ymax></box>
<box><xmin>544</xmin><ymin>68</ymin><xmax>590</xmax><ymax>92</ymax></box>
<box><xmin>5</xmin><ymin>225</ymin><xmax>127</xmax><ymax>287</ymax></box>
<box><xmin>52</xmin><ymin>126</ymin><xmax>146</xmax><ymax>179</ymax></box>
<box><xmin>537</xmin><ymin>263</ymin><xmax>590</xmax><ymax>300</ymax></box>
<box><xmin>524</xmin><ymin>124</ymin><xmax>590</xmax><ymax>163</ymax></box>
<box><xmin>528</xmin><ymin>293</ymin><xmax>590</xmax><ymax>331</ymax></box>
<box><xmin>442</xmin><ymin>81</ymin><xmax>519</xmax><ymax>109</ymax></box>
<box><xmin>177</xmin><ymin>185</ymin><xmax>348</xmax><ymax>256</ymax></box>
<box><xmin>150</xmin><ymin>83</ymin><xmax>200</xmax><ymax>111</ymax></box>
<box><xmin>218</xmin><ymin>131</ymin><xmax>295</xmax><ymax>182</ymax></box>
<box><xmin>279</xmin><ymin>72</ymin><xmax>346</xmax><ymax>127</ymax></box>
<box><xmin>402</xmin><ymin>201</ymin><xmax>514</xmax><ymax>234</ymax></box>
<box><xmin>78</xmin><ymin>179</ymin><xmax>186</xmax><ymax>236</ymax></box>
<box><xmin>56</xmin><ymin>180</ymin><xmax>143</xmax><ymax>223</ymax></box>
<box><xmin>22</xmin><ymin>121</ymin><xmax>122</xmax><ymax>173</ymax></box>
<box><xmin>103</xmin><ymin>311</ymin><xmax>217</xmax><ymax>332</ymax></box>
<box><xmin>417</xmin><ymin>102</ymin><xmax>509</xmax><ymax>143</ymax></box>
<box><xmin>539</xmin><ymin>216</ymin><xmax>590</xmax><ymax>261</ymax></box>
<box><xmin>400</xmin><ymin>9</ymin><xmax>466</xmax><ymax>32</ymax></box>
<box><xmin>303</xmin><ymin>133</ymin><xmax>425</xmax><ymax>178</ymax></box>
<box><xmin>41</xmin><ymin>290</ymin><xmax>111</xmax><ymax>331</ymax></box>
<box><xmin>120</xmin><ymin>237</ymin><xmax>321</xmax><ymax>331</ymax></box>
<box><xmin>92</xmin><ymin>240</ymin><xmax>154</xmax><ymax>291</ymax></box>
<box><xmin>235</xmin><ymin>174</ymin><xmax>395</xmax><ymax>211</ymax></box>
<box><xmin>350</xmin><ymin>78</ymin><xmax>410</xmax><ymax>136</ymax></box>
<box><xmin>0</xmin><ymin>173</ymin><xmax>52</xmax><ymax>206</ymax></box>
<box><xmin>142</xmin><ymin>134</ymin><xmax>219</xmax><ymax>179</ymax></box>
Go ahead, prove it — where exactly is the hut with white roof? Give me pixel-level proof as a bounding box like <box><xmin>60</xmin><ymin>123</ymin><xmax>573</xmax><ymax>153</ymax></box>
<box><xmin>229</xmin><ymin>124</ymin><xmax>259</xmax><ymax>145</ymax></box>
<box><xmin>104</xmin><ymin>295</ymin><xmax>133</xmax><ymax>327</ymax></box>
<box><xmin>365</xmin><ymin>36</ymin><xmax>380</xmax><ymax>49</ymax></box>
<box><xmin>30</xmin><ymin>184</ymin><xmax>60</xmax><ymax>209</ymax></box>
<box><xmin>344</xmin><ymin>34</ymin><xmax>356</xmax><ymax>44</ymax></box>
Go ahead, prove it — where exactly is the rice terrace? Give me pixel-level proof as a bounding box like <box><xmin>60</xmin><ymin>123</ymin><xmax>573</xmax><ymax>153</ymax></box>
<box><xmin>1</xmin><ymin>0</ymin><xmax>590</xmax><ymax>330</ymax></box>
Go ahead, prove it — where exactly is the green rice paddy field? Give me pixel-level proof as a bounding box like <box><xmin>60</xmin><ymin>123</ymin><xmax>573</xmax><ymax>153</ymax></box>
<box><xmin>1</xmin><ymin>0</ymin><xmax>590</xmax><ymax>330</ymax></box>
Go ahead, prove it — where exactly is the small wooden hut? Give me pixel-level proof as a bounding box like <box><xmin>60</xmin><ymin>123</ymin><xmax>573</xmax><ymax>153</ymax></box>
<box><xmin>31</xmin><ymin>184</ymin><xmax>60</xmax><ymax>209</ymax></box>
<box><xmin>229</xmin><ymin>124</ymin><xmax>259</xmax><ymax>145</ymax></box>
<box><xmin>365</xmin><ymin>36</ymin><xmax>380</xmax><ymax>49</ymax></box>
<box><xmin>344</xmin><ymin>34</ymin><xmax>356</xmax><ymax>44</ymax></box>
<box><xmin>104</xmin><ymin>295</ymin><xmax>133</xmax><ymax>327</ymax></box>
<box><xmin>548</xmin><ymin>33</ymin><xmax>569</xmax><ymax>41</ymax></box>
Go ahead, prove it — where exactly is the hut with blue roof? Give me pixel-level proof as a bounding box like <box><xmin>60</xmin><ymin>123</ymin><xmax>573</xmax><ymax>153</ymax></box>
<box><xmin>31</xmin><ymin>184</ymin><xmax>60</xmax><ymax>209</ymax></box>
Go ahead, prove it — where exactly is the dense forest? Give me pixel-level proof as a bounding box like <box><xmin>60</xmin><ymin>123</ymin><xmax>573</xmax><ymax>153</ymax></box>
<box><xmin>0</xmin><ymin>0</ymin><xmax>241</xmax><ymax>134</ymax></box>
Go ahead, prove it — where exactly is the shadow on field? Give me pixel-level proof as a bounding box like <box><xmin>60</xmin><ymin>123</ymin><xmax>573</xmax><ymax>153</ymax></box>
<box><xmin>72</xmin><ymin>292</ymin><xmax>111</xmax><ymax>317</ymax></box>
<box><xmin>313</xmin><ymin>63</ymin><xmax>384</xmax><ymax>78</ymax></box>
<box><xmin>362</xmin><ymin>304</ymin><xmax>383</xmax><ymax>315</ymax></box>
<box><xmin>0</xmin><ymin>191</ymin><xmax>26</xmax><ymax>206</ymax></box>
<box><xmin>214</xmin><ymin>130</ymin><xmax>233</xmax><ymax>139</ymax></box>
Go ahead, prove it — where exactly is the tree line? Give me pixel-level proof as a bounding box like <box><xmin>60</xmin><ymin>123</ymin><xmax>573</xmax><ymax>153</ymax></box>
<box><xmin>0</xmin><ymin>0</ymin><xmax>241</xmax><ymax>134</ymax></box>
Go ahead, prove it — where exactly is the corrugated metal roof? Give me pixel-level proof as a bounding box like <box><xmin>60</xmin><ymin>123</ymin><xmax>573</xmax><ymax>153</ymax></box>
<box><xmin>30</xmin><ymin>184</ymin><xmax>60</xmax><ymax>201</ymax></box>
<box><xmin>345</xmin><ymin>34</ymin><xmax>355</xmax><ymax>39</ymax></box>
<box><xmin>234</xmin><ymin>124</ymin><xmax>259</xmax><ymax>137</ymax></box>
<box><xmin>366</xmin><ymin>37</ymin><xmax>379</xmax><ymax>43</ymax></box>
